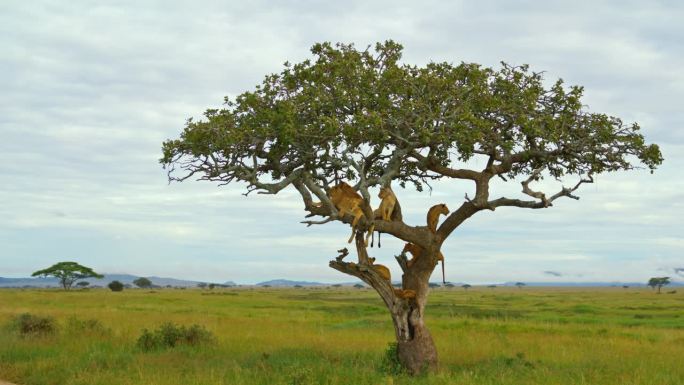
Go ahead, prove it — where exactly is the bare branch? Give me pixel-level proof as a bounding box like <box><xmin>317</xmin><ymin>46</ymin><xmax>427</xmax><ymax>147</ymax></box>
<box><xmin>408</xmin><ymin>150</ymin><xmax>481</xmax><ymax>181</ymax></box>
<box><xmin>301</xmin><ymin>217</ymin><xmax>336</xmax><ymax>227</ymax></box>
<box><xmin>395</xmin><ymin>251</ymin><xmax>409</xmax><ymax>273</ymax></box>
<box><xmin>548</xmin><ymin>174</ymin><xmax>594</xmax><ymax>201</ymax></box>
<box><xmin>303</xmin><ymin>173</ymin><xmax>337</xmax><ymax>216</ymax></box>
<box><xmin>488</xmin><ymin>173</ymin><xmax>594</xmax><ymax>210</ymax></box>
<box><xmin>521</xmin><ymin>168</ymin><xmax>550</xmax><ymax>207</ymax></box>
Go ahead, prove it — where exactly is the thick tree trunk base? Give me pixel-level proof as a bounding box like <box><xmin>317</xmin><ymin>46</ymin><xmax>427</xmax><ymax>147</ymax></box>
<box><xmin>396</xmin><ymin>324</ymin><xmax>438</xmax><ymax>375</ymax></box>
<box><xmin>329</xmin><ymin>232</ymin><xmax>440</xmax><ymax>376</ymax></box>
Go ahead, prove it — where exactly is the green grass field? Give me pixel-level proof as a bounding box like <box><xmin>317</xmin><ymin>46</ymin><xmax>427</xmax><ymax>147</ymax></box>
<box><xmin>1</xmin><ymin>286</ymin><xmax>683</xmax><ymax>385</ymax></box>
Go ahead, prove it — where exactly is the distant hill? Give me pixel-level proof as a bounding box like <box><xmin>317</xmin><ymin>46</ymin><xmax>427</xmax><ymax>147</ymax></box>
<box><xmin>2</xmin><ymin>275</ymin><xmax>680</xmax><ymax>288</ymax></box>
<box><xmin>0</xmin><ymin>274</ymin><xmax>229</xmax><ymax>288</ymax></box>
<box><xmin>256</xmin><ymin>279</ymin><xmax>327</xmax><ymax>287</ymax></box>
<box><xmin>500</xmin><ymin>281</ymin><xmax>683</xmax><ymax>287</ymax></box>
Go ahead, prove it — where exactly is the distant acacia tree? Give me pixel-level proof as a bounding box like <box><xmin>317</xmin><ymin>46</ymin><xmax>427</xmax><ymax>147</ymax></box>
<box><xmin>161</xmin><ymin>41</ymin><xmax>661</xmax><ymax>374</ymax></box>
<box><xmin>648</xmin><ymin>277</ymin><xmax>670</xmax><ymax>294</ymax></box>
<box><xmin>197</xmin><ymin>282</ymin><xmax>208</xmax><ymax>289</ymax></box>
<box><xmin>133</xmin><ymin>277</ymin><xmax>153</xmax><ymax>289</ymax></box>
<box><xmin>76</xmin><ymin>281</ymin><xmax>90</xmax><ymax>288</ymax></box>
<box><xmin>515</xmin><ymin>282</ymin><xmax>526</xmax><ymax>289</ymax></box>
<box><xmin>354</xmin><ymin>283</ymin><xmax>365</xmax><ymax>289</ymax></box>
<box><xmin>32</xmin><ymin>262</ymin><xmax>103</xmax><ymax>291</ymax></box>
<box><xmin>461</xmin><ymin>284</ymin><xmax>472</xmax><ymax>291</ymax></box>
<box><xmin>108</xmin><ymin>280</ymin><xmax>124</xmax><ymax>292</ymax></box>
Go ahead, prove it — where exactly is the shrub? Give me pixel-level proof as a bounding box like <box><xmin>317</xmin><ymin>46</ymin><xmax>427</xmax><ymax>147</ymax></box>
<box><xmin>136</xmin><ymin>322</ymin><xmax>216</xmax><ymax>351</ymax></box>
<box><xmin>12</xmin><ymin>313</ymin><xmax>57</xmax><ymax>336</ymax></box>
<box><xmin>379</xmin><ymin>342</ymin><xmax>404</xmax><ymax>375</ymax></box>
<box><xmin>108</xmin><ymin>280</ymin><xmax>124</xmax><ymax>292</ymax></box>
<box><xmin>66</xmin><ymin>317</ymin><xmax>109</xmax><ymax>335</ymax></box>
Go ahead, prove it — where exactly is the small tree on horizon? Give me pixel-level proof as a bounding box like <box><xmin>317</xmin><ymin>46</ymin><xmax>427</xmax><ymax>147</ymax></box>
<box><xmin>108</xmin><ymin>280</ymin><xmax>124</xmax><ymax>292</ymax></box>
<box><xmin>76</xmin><ymin>281</ymin><xmax>90</xmax><ymax>288</ymax></box>
<box><xmin>161</xmin><ymin>41</ymin><xmax>661</xmax><ymax>374</ymax></box>
<box><xmin>462</xmin><ymin>284</ymin><xmax>472</xmax><ymax>291</ymax></box>
<box><xmin>515</xmin><ymin>282</ymin><xmax>526</xmax><ymax>289</ymax></box>
<box><xmin>648</xmin><ymin>277</ymin><xmax>670</xmax><ymax>294</ymax></box>
<box><xmin>133</xmin><ymin>277</ymin><xmax>153</xmax><ymax>289</ymax></box>
<box><xmin>31</xmin><ymin>262</ymin><xmax>103</xmax><ymax>291</ymax></box>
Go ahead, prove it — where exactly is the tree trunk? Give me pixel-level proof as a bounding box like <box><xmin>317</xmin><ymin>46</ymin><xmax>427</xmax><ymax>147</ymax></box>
<box><xmin>329</xmin><ymin>232</ymin><xmax>439</xmax><ymax>375</ymax></box>
<box><xmin>390</xmin><ymin>297</ymin><xmax>438</xmax><ymax>374</ymax></box>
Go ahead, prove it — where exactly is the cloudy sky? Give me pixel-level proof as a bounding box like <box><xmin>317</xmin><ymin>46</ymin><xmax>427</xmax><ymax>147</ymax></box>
<box><xmin>1</xmin><ymin>1</ymin><xmax>682</xmax><ymax>284</ymax></box>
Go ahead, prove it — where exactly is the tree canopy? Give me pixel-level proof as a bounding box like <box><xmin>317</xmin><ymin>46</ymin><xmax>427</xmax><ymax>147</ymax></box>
<box><xmin>108</xmin><ymin>280</ymin><xmax>124</xmax><ymax>292</ymax></box>
<box><xmin>133</xmin><ymin>277</ymin><xmax>153</xmax><ymax>289</ymax></box>
<box><xmin>32</xmin><ymin>262</ymin><xmax>103</xmax><ymax>291</ymax></box>
<box><xmin>648</xmin><ymin>277</ymin><xmax>671</xmax><ymax>293</ymax></box>
<box><xmin>162</xmin><ymin>41</ymin><xmax>661</xmax><ymax>245</ymax></box>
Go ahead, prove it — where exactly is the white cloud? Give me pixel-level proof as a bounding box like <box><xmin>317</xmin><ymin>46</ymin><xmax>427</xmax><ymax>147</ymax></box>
<box><xmin>1</xmin><ymin>0</ymin><xmax>682</xmax><ymax>283</ymax></box>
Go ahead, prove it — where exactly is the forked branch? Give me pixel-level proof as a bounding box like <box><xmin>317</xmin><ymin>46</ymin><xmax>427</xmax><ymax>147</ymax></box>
<box><xmin>489</xmin><ymin>172</ymin><xmax>594</xmax><ymax>209</ymax></box>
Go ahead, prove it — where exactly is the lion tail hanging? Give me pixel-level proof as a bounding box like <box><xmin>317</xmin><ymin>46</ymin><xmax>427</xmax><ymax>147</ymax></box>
<box><xmin>441</xmin><ymin>259</ymin><xmax>445</xmax><ymax>285</ymax></box>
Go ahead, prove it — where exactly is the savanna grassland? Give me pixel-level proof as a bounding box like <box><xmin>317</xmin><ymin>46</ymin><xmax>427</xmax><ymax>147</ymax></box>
<box><xmin>0</xmin><ymin>286</ymin><xmax>683</xmax><ymax>385</ymax></box>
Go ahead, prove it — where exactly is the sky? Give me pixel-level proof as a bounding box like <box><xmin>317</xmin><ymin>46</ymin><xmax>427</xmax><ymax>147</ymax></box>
<box><xmin>1</xmin><ymin>0</ymin><xmax>682</xmax><ymax>284</ymax></box>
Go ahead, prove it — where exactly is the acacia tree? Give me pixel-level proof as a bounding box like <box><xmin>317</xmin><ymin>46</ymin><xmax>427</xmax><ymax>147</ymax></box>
<box><xmin>161</xmin><ymin>42</ymin><xmax>661</xmax><ymax>374</ymax></box>
<box><xmin>133</xmin><ymin>277</ymin><xmax>153</xmax><ymax>289</ymax></box>
<box><xmin>648</xmin><ymin>277</ymin><xmax>670</xmax><ymax>293</ymax></box>
<box><xmin>32</xmin><ymin>262</ymin><xmax>103</xmax><ymax>291</ymax></box>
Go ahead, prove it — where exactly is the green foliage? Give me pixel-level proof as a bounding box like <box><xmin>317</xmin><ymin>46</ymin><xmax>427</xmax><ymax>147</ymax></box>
<box><xmin>133</xmin><ymin>277</ymin><xmax>153</xmax><ymax>288</ymax></box>
<box><xmin>379</xmin><ymin>342</ymin><xmax>404</xmax><ymax>375</ymax></box>
<box><xmin>647</xmin><ymin>277</ymin><xmax>671</xmax><ymax>293</ymax></box>
<box><xmin>31</xmin><ymin>261</ymin><xmax>103</xmax><ymax>291</ymax></box>
<box><xmin>136</xmin><ymin>322</ymin><xmax>216</xmax><ymax>352</ymax></box>
<box><xmin>108</xmin><ymin>280</ymin><xmax>124</xmax><ymax>292</ymax></box>
<box><xmin>65</xmin><ymin>317</ymin><xmax>108</xmax><ymax>336</ymax></box>
<box><xmin>11</xmin><ymin>313</ymin><xmax>57</xmax><ymax>336</ymax></box>
<box><xmin>162</xmin><ymin>41</ymin><xmax>661</xmax><ymax>195</ymax></box>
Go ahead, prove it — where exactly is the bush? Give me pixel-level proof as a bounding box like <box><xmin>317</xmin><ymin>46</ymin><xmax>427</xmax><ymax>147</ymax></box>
<box><xmin>136</xmin><ymin>322</ymin><xmax>216</xmax><ymax>351</ymax></box>
<box><xmin>12</xmin><ymin>313</ymin><xmax>57</xmax><ymax>336</ymax></box>
<box><xmin>66</xmin><ymin>317</ymin><xmax>109</xmax><ymax>335</ymax></box>
<box><xmin>379</xmin><ymin>342</ymin><xmax>404</xmax><ymax>375</ymax></box>
<box><xmin>108</xmin><ymin>280</ymin><xmax>124</xmax><ymax>292</ymax></box>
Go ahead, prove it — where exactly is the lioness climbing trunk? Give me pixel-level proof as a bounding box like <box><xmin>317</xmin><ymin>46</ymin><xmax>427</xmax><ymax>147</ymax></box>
<box><xmin>329</xmin><ymin>232</ymin><xmax>440</xmax><ymax>375</ymax></box>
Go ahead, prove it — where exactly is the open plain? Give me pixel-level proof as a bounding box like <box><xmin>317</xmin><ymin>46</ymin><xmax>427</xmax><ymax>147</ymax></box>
<box><xmin>1</xmin><ymin>286</ymin><xmax>682</xmax><ymax>385</ymax></box>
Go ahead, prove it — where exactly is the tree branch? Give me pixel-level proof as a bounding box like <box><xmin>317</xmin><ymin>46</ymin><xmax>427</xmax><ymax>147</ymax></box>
<box><xmin>521</xmin><ymin>168</ymin><xmax>550</xmax><ymax>207</ymax></box>
<box><xmin>436</xmin><ymin>202</ymin><xmax>481</xmax><ymax>240</ymax></box>
<box><xmin>488</xmin><ymin>173</ymin><xmax>594</xmax><ymax>209</ymax></box>
<box><xmin>408</xmin><ymin>151</ymin><xmax>481</xmax><ymax>180</ymax></box>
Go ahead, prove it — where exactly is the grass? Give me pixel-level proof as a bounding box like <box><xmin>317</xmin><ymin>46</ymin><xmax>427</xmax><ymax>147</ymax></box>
<box><xmin>0</xmin><ymin>286</ymin><xmax>682</xmax><ymax>384</ymax></box>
